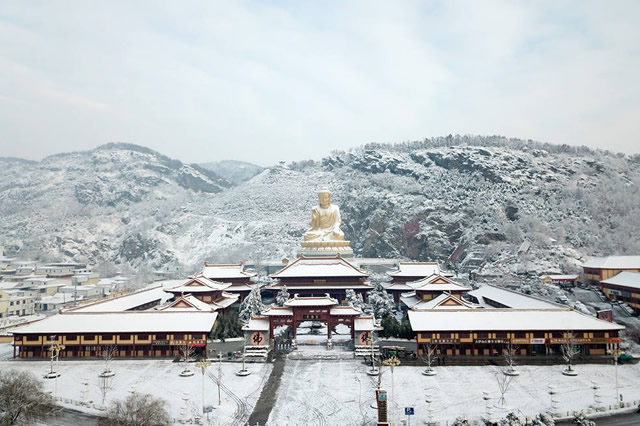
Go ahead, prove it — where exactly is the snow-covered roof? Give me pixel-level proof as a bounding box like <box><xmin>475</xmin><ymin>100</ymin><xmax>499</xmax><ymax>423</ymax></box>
<box><xmin>60</xmin><ymin>285</ymin><xmax>95</xmax><ymax>291</ymax></box>
<box><xmin>407</xmin><ymin>274</ymin><xmax>471</xmax><ymax>292</ymax></box>
<box><xmin>389</xmin><ymin>262</ymin><xmax>441</xmax><ymax>278</ymax></box>
<box><xmin>284</xmin><ymin>294</ymin><xmax>338</xmax><ymax>307</ymax></box>
<box><xmin>582</xmin><ymin>256</ymin><xmax>640</xmax><ymax>270</ymax></box>
<box><xmin>354</xmin><ymin>316</ymin><xmax>381</xmax><ymax>332</ymax></box>
<box><xmin>601</xmin><ymin>271</ymin><xmax>640</xmax><ymax>290</ymax></box>
<box><xmin>383</xmin><ymin>282</ymin><xmax>413</xmax><ymax>292</ymax></box>
<box><xmin>542</xmin><ymin>275</ymin><xmax>579</xmax><ymax>280</ymax></box>
<box><xmin>167</xmin><ymin>275</ymin><xmax>231</xmax><ymax>293</ymax></box>
<box><xmin>400</xmin><ymin>294</ymin><xmax>420</xmax><ymax>308</ymax></box>
<box><xmin>408</xmin><ymin>309</ymin><xmax>624</xmax><ymax>332</ymax></box>
<box><xmin>412</xmin><ymin>293</ymin><xmax>477</xmax><ymax>311</ymax></box>
<box><xmin>68</xmin><ymin>286</ymin><xmax>170</xmax><ymax>312</ymax></box>
<box><xmin>160</xmin><ymin>294</ymin><xmax>216</xmax><ymax>312</ymax></box>
<box><xmin>211</xmin><ymin>292</ymin><xmax>239</xmax><ymax>309</ymax></box>
<box><xmin>330</xmin><ymin>306</ymin><xmax>362</xmax><ymax>316</ymax></box>
<box><xmin>202</xmin><ymin>263</ymin><xmax>256</xmax><ymax>279</ymax></box>
<box><xmin>242</xmin><ymin>316</ymin><xmax>270</xmax><ymax>331</ymax></box>
<box><xmin>13</xmin><ymin>311</ymin><xmax>219</xmax><ymax>334</ymax></box>
<box><xmin>261</xmin><ymin>306</ymin><xmax>293</xmax><ymax>316</ymax></box>
<box><xmin>224</xmin><ymin>283</ymin><xmax>256</xmax><ymax>293</ymax></box>
<box><xmin>467</xmin><ymin>285</ymin><xmax>560</xmax><ymax>309</ymax></box>
<box><xmin>269</xmin><ymin>255</ymin><xmax>369</xmax><ymax>278</ymax></box>
<box><xmin>265</xmin><ymin>282</ymin><xmax>373</xmax><ymax>291</ymax></box>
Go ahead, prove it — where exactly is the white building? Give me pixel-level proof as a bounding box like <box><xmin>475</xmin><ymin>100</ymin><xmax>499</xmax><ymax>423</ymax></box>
<box><xmin>5</xmin><ymin>290</ymin><xmax>37</xmax><ymax>316</ymax></box>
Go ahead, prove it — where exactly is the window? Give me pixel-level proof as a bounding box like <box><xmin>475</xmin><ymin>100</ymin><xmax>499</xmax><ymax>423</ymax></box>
<box><xmin>173</xmin><ymin>334</ymin><xmax>184</xmax><ymax>340</ymax></box>
<box><xmin>84</xmin><ymin>335</ymin><xmax>96</xmax><ymax>340</ymax></box>
<box><xmin>102</xmin><ymin>334</ymin><xmax>113</xmax><ymax>340</ymax></box>
<box><xmin>26</xmin><ymin>335</ymin><xmax>39</xmax><ymax>342</ymax></box>
<box><xmin>120</xmin><ymin>334</ymin><xmax>131</xmax><ymax>340</ymax></box>
<box><xmin>138</xmin><ymin>334</ymin><xmax>149</xmax><ymax>340</ymax></box>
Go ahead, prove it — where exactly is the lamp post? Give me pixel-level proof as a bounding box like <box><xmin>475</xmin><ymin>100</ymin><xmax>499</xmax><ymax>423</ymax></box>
<box><xmin>217</xmin><ymin>354</ymin><xmax>223</xmax><ymax>406</ymax></box>
<box><xmin>45</xmin><ymin>336</ymin><xmax>65</xmax><ymax>399</ymax></box>
<box><xmin>196</xmin><ymin>359</ymin><xmax>211</xmax><ymax>418</ymax></box>
<box><xmin>607</xmin><ymin>345</ymin><xmax>624</xmax><ymax>405</ymax></box>
<box><xmin>237</xmin><ymin>333</ymin><xmax>251</xmax><ymax>376</ymax></box>
<box><xmin>383</xmin><ymin>356</ymin><xmax>401</xmax><ymax>426</ymax></box>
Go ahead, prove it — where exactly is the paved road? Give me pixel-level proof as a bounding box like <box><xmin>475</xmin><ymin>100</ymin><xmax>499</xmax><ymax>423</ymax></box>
<box><xmin>557</xmin><ymin>412</ymin><xmax>640</xmax><ymax>426</ymax></box>
<box><xmin>593</xmin><ymin>412</ymin><xmax>640</xmax><ymax>426</ymax></box>
<box><xmin>38</xmin><ymin>408</ymin><xmax>100</xmax><ymax>425</ymax></box>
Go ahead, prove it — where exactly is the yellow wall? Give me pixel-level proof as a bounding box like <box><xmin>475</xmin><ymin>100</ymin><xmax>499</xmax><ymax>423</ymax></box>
<box><xmin>601</xmin><ymin>268</ymin><xmax>640</xmax><ymax>281</ymax></box>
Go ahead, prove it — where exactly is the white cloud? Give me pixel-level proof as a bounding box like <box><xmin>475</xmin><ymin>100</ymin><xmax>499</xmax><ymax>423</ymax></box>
<box><xmin>0</xmin><ymin>0</ymin><xmax>638</xmax><ymax>165</ymax></box>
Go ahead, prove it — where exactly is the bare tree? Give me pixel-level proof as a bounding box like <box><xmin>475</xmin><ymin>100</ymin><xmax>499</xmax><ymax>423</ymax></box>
<box><xmin>561</xmin><ymin>331</ymin><xmax>581</xmax><ymax>375</ymax></box>
<box><xmin>494</xmin><ymin>370</ymin><xmax>514</xmax><ymax>407</ymax></box>
<box><xmin>97</xmin><ymin>375</ymin><xmax>113</xmax><ymax>408</ymax></box>
<box><xmin>98</xmin><ymin>392</ymin><xmax>171</xmax><ymax>426</ymax></box>
<box><xmin>421</xmin><ymin>343</ymin><xmax>437</xmax><ymax>376</ymax></box>
<box><xmin>100</xmin><ymin>345</ymin><xmax>118</xmax><ymax>377</ymax></box>
<box><xmin>503</xmin><ymin>342</ymin><xmax>519</xmax><ymax>376</ymax></box>
<box><xmin>178</xmin><ymin>344</ymin><xmax>195</xmax><ymax>377</ymax></box>
<box><xmin>0</xmin><ymin>369</ymin><xmax>57</xmax><ymax>425</ymax></box>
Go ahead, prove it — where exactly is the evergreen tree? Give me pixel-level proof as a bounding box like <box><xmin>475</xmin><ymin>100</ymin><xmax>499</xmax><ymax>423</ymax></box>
<box><xmin>380</xmin><ymin>316</ymin><xmax>399</xmax><ymax>338</ymax></box>
<box><xmin>275</xmin><ymin>285</ymin><xmax>290</xmax><ymax>307</ymax></box>
<box><xmin>366</xmin><ymin>282</ymin><xmax>395</xmax><ymax>319</ymax></box>
<box><xmin>239</xmin><ymin>287</ymin><xmax>264</xmax><ymax>323</ymax></box>
<box><xmin>210</xmin><ymin>311</ymin><xmax>243</xmax><ymax>341</ymax></box>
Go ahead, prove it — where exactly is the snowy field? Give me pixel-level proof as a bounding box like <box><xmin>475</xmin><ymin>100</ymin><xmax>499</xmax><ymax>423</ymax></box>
<box><xmin>0</xmin><ymin>358</ymin><xmax>272</xmax><ymax>425</ymax></box>
<box><xmin>268</xmin><ymin>359</ymin><xmax>640</xmax><ymax>425</ymax></box>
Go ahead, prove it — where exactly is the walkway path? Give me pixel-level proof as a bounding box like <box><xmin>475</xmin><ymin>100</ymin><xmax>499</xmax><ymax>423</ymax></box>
<box><xmin>247</xmin><ymin>356</ymin><xmax>285</xmax><ymax>426</ymax></box>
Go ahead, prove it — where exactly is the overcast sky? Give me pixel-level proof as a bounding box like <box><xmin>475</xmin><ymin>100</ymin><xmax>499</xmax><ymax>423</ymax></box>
<box><xmin>1</xmin><ymin>1</ymin><xmax>639</xmax><ymax>166</ymax></box>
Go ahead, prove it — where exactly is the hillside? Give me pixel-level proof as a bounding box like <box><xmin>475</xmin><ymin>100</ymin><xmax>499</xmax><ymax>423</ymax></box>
<box><xmin>200</xmin><ymin>160</ymin><xmax>264</xmax><ymax>185</ymax></box>
<box><xmin>0</xmin><ymin>136</ymin><xmax>638</xmax><ymax>277</ymax></box>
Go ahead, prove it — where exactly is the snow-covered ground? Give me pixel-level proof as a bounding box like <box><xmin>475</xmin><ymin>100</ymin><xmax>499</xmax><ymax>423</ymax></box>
<box><xmin>267</xmin><ymin>359</ymin><xmax>640</xmax><ymax>425</ymax></box>
<box><xmin>0</xmin><ymin>358</ymin><xmax>272</xmax><ymax>424</ymax></box>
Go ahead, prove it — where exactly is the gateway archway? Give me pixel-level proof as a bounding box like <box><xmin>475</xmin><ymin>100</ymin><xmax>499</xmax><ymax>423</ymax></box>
<box><xmin>243</xmin><ymin>294</ymin><xmax>379</xmax><ymax>351</ymax></box>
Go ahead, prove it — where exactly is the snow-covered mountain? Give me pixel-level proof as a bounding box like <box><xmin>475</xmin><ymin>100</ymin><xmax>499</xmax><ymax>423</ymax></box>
<box><xmin>200</xmin><ymin>160</ymin><xmax>264</xmax><ymax>185</ymax></box>
<box><xmin>1</xmin><ymin>136</ymin><xmax>638</xmax><ymax>277</ymax></box>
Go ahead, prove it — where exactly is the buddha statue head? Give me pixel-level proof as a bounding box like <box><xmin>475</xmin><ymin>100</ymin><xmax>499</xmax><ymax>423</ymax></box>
<box><xmin>318</xmin><ymin>187</ymin><xmax>331</xmax><ymax>209</ymax></box>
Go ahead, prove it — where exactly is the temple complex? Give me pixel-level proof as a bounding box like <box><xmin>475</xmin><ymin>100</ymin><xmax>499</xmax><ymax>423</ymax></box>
<box><xmin>8</xmin><ymin>187</ymin><xmax>628</xmax><ymax>361</ymax></box>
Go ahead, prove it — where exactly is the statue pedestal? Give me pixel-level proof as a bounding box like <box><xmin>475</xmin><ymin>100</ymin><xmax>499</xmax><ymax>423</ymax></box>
<box><xmin>299</xmin><ymin>240</ymin><xmax>353</xmax><ymax>258</ymax></box>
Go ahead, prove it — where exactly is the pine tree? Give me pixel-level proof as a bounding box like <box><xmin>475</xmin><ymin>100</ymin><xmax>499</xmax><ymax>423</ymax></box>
<box><xmin>275</xmin><ymin>285</ymin><xmax>290</xmax><ymax>307</ymax></box>
<box><xmin>366</xmin><ymin>282</ymin><xmax>395</xmax><ymax>319</ymax></box>
<box><xmin>239</xmin><ymin>287</ymin><xmax>264</xmax><ymax>322</ymax></box>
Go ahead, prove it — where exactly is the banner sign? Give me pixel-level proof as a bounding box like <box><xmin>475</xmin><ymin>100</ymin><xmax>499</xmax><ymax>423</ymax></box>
<box><xmin>250</xmin><ymin>332</ymin><xmax>265</xmax><ymax>346</ymax></box>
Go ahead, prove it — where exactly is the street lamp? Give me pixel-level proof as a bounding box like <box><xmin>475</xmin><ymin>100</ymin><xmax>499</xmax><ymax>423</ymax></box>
<box><xmin>196</xmin><ymin>359</ymin><xmax>212</xmax><ymax>418</ymax></box>
<box><xmin>45</xmin><ymin>336</ymin><xmax>65</xmax><ymax>399</ymax></box>
<box><xmin>607</xmin><ymin>345</ymin><xmax>624</xmax><ymax>406</ymax></box>
<box><xmin>383</xmin><ymin>355</ymin><xmax>401</xmax><ymax>426</ymax></box>
<box><xmin>237</xmin><ymin>333</ymin><xmax>251</xmax><ymax>377</ymax></box>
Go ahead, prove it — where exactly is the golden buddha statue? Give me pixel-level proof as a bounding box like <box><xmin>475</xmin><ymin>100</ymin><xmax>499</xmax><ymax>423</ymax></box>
<box><xmin>303</xmin><ymin>187</ymin><xmax>345</xmax><ymax>242</ymax></box>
